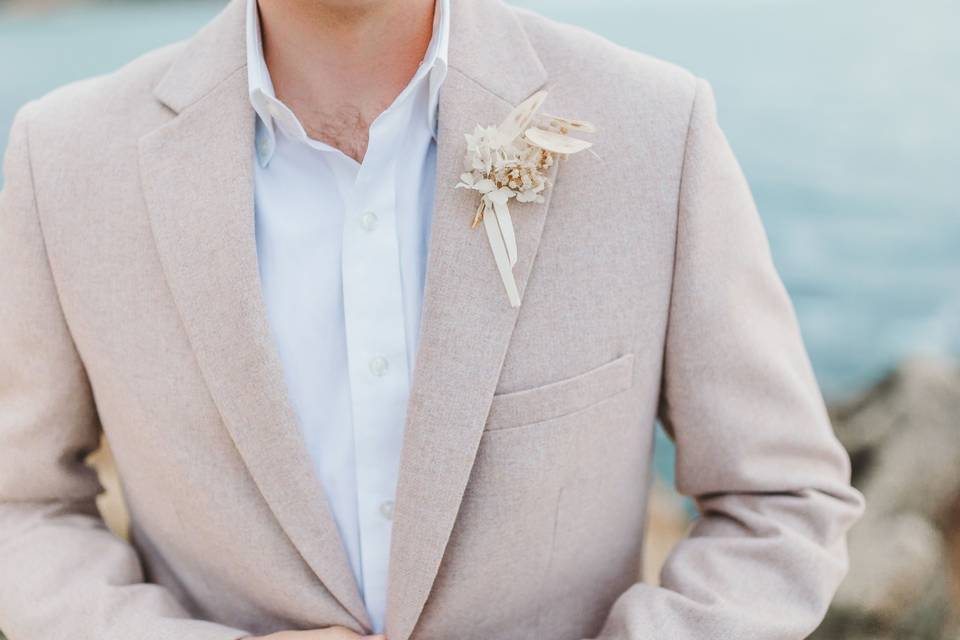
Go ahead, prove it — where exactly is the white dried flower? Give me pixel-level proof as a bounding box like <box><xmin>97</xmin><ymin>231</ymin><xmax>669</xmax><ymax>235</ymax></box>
<box><xmin>456</xmin><ymin>90</ymin><xmax>594</xmax><ymax>227</ymax></box>
<box><xmin>456</xmin><ymin>90</ymin><xmax>595</xmax><ymax>308</ymax></box>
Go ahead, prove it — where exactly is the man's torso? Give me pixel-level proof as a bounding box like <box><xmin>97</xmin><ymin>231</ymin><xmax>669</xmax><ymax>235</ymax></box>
<box><xmin>13</xmin><ymin>0</ymin><xmax>698</xmax><ymax>637</ymax></box>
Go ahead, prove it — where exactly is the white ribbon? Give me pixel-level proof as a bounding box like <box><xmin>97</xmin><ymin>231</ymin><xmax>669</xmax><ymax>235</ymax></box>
<box><xmin>481</xmin><ymin>200</ymin><xmax>521</xmax><ymax>307</ymax></box>
<box><xmin>491</xmin><ymin>198</ymin><xmax>518</xmax><ymax>267</ymax></box>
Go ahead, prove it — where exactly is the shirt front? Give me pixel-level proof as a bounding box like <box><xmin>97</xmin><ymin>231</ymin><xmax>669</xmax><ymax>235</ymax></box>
<box><xmin>245</xmin><ymin>0</ymin><xmax>449</xmax><ymax>631</ymax></box>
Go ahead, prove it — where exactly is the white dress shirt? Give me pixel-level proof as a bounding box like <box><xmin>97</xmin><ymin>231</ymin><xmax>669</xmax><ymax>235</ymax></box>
<box><xmin>245</xmin><ymin>0</ymin><xmax>449</xmax><ymax>631</ymax></box>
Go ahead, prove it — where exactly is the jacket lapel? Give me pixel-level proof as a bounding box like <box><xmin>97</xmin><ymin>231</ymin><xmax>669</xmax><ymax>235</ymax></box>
<box><xmin>137</xmin><ymin>0</ymin><xmax>371</xmax><ymax>630</ymax></box>
<box><xmin>385</xmin><ymin>2</ymin><xmax>550</xmax><ymax>639</ymax></box>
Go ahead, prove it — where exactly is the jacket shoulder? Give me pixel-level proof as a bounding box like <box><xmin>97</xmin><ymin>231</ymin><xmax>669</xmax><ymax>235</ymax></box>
<box><xmin>512</xmin><ymin>7</ymin><xmax>699</xmax><ymax>114</ymax></box>
<box><xmin>510</xmin><ymin>6</ymin><xmax>703</xmax><ymax>189</ymax></box>
<box><xmin>11</xmin><ymin>39</ymin><xmax>187</xmax><ymax>208</ymax></box>
<box><xmin>18</xmin><ymin>40</ymin><xmax>186</xmax><ymax>144</ymax></box>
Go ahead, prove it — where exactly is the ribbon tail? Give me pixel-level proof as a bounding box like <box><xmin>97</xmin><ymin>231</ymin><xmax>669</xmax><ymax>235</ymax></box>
<box><xmin>491</xmin><ymin>198</ymin><xmax>518</xmax><ymax>267</ymax></box>
<box><xmin>482</xmin><ymin>203</ymin><xmax>522</xmax><ymax>308</ymax></box>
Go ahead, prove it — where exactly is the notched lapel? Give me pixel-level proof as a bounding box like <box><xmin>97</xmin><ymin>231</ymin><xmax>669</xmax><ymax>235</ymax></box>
<box><xmin>137</xmin><ymin>49</ymin><xmax>372</xmax><ymax>632</ymax></box>
<box><xmin>386</xmin><ymin>1</ymin><xmax>552</xmax><ymax>637</ymax></box>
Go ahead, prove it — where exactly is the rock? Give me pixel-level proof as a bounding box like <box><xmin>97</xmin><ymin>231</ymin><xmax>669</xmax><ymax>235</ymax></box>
<box><xmin>814</xmin><ymin>358</ymin><xmax>960</xmax><ymax>639</ymax></box>
<box><xmin>835</xmin><ymin>512</ymin><xmax>944</xmax><ymax>622</ymax></box>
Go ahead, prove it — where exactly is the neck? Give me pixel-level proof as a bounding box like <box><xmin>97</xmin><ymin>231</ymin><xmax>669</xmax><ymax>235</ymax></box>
<box><xmin>257</xmin><ymin>0</ymin><xmax>436</xmax><ymax>161</ymax></box>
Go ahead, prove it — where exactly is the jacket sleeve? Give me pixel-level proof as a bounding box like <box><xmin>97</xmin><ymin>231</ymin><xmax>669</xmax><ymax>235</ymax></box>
<box><xmin>590</xmin><ymin>79</ymin><xmax>865</xmax><ymax>640</ymax></box>
<box><xmin>0</xmin><ymin>106</ymin><xmax>250</xmax><ymax>640</ymax></box>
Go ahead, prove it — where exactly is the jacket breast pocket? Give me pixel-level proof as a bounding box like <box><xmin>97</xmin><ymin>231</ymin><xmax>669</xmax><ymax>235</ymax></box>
<box><xmin>484</xmin><ymin>353</ymin><xmax>635</xmax><ymax>432</ymax></box>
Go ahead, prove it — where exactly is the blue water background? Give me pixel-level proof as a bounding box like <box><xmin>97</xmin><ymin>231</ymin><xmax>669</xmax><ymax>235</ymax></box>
<box><xmin>2</xmin><ymin>1</ymin><xmax>958</xmax><ymax>482</ymax></box>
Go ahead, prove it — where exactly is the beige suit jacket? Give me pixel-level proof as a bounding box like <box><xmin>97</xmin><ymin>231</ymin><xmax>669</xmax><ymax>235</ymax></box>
<box><xmin>0</xmin><ymin>1</ymin><xmax>864</xmax><ymax>638</ymax></box>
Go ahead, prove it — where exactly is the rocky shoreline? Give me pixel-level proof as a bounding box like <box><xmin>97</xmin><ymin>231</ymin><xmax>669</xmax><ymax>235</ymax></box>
<box><xmin>814</xmin><ymin>358</ymin><xmax>960</xmax><ymax>639</ymax></box>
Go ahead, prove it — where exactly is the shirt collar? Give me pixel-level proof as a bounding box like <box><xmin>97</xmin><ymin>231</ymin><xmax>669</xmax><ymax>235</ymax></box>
<box><xmin>246</xmin><ymin>0</ymin><xmax>450</xmax><ymax>168</ymax></box>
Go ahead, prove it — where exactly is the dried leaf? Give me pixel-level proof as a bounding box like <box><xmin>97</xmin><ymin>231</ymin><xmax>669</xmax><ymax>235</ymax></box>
<box><xmin>523</xmin><ymin>128</ymin><xmax>593</xmax><ymax>155</ymax></box>
<box><xmin>498</xmin><ymin>90</ymin><xmax>548</xmax><ymax>145</ymax></box>
<box><xmin>541</xmin><ymin>113</ymin><xmax>597</xmax><ymax>133</ymax></box>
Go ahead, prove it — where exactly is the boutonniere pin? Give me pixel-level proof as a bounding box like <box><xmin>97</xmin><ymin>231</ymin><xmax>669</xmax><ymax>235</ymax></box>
<box><xmin>456</xmin><ymin>90</ymin><xmax>595</xmax><ymax>307</ymax></box>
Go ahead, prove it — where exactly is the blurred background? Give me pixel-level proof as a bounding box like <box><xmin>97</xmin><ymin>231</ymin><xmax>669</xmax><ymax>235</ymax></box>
<box><xmin>1</xmin><ymin>0</ymin><xmax>958</xmax><ymax>638</ymax></box>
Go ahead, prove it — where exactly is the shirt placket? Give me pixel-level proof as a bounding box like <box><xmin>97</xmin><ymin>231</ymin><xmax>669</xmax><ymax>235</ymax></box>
<box><xmin>333</xmin><ymin>117</ymin><xmax>412</xmax><ymax>633</ymax></box>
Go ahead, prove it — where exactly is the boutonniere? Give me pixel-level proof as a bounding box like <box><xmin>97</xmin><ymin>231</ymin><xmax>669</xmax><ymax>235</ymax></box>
<box><xmin>456</xmin><ymin>90</ymin><xmax>595</xmax><ymax>308</ymax></box>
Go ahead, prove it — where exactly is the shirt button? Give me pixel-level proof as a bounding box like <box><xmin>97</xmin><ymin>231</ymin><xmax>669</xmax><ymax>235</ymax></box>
<box><xmin>369</xmin><ymin>356</ymin><xmax>389</xmax><ymax>377</ymax></box>
<box><xmin>360</xmin><ymin>210</ymin><xmax>379</xmax><ymax>232</ymax></box>
<box><xmin>379</xmin><ymin>500</ymin><xmax>395</xmax><ymax>520</ymax></box>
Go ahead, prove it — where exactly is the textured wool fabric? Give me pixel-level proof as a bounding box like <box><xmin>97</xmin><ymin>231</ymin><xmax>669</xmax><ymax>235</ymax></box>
<box><xmin>0</xmin><ymin>0</ymin><xmax>864</xmax><ymax>639</ymax></box>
